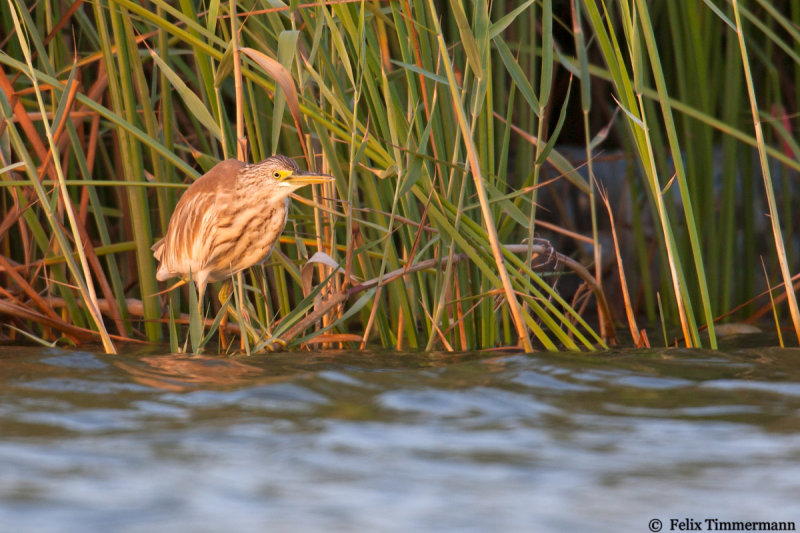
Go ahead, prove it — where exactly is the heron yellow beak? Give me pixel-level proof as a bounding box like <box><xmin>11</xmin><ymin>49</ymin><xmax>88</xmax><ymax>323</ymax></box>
<box><xmin>285</xmin><ymin>169</ymin><xmax>334</xmax><ymax>186</ymax></box>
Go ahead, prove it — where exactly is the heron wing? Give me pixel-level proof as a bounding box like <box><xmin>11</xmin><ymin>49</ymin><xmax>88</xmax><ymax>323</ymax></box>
<box><xmin>154</xmin><ymin>159</ymin><xmax>245</xmax><ymax>281</ymax></box>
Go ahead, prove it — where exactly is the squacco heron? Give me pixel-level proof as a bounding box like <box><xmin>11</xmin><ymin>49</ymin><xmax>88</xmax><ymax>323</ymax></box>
<box><xmin>152</xmin><ymin>155</ymin><xmax>333</xmax><ymax>306</ymax></box>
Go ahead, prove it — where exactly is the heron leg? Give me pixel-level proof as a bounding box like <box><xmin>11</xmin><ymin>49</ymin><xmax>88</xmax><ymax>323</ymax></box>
<box><xmin>218</xmin><ymin>277</ymin><xmax>251</xmax><ymax>352</ymax></box>
<box><xmin>195</xmin><ymin>272</ymin><xmax>209</xmax><ymax>319</ymax></box>
<box><xmin>218</xmin><ymin>280</ymin><xmax>232</xmax><ymax>351</ymax></box>
<box><xmin>236</xmin><ymin>272</ymin><xmax>247</xmax><ymax>352</ymax></box>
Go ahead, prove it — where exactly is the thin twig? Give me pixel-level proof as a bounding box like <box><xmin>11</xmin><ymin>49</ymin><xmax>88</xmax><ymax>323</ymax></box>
<box><xmin>270</xmin><ymin>243</ymin><xmax>615</xmax><ymax>349</ymax></box>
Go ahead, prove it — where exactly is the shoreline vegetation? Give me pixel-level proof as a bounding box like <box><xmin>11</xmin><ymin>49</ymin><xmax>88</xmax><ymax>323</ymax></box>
<box><xmin>0</xmin><ymin>1</ymin><xmax>798</xmax><ymax>354</ymax></box>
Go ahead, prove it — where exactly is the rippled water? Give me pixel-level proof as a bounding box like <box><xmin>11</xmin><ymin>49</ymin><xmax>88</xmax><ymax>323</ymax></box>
<box><xmin>1</xmin><ymin>340</ymin><xmax>799</xmax><ymax>532</ymax></box>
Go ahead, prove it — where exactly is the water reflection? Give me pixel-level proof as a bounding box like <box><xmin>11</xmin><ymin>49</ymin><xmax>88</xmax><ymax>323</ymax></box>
<box><xmin>113</xmin><ymin>353</ymin><xmax>268</xmax><ymax>391</ymax></box>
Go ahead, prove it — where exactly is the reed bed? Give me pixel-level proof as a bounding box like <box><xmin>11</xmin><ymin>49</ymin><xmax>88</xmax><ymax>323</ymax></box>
<box><xmin>0</xmin><ymin>0</ymin><xmax>797</xmax><ymax>353</ymax></box>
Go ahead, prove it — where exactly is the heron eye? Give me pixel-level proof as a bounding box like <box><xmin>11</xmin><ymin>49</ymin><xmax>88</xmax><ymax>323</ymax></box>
<box><xmin>274</xmin><ymin>172</ymin><xmax>281</xmax><ymax>179</ymax></box>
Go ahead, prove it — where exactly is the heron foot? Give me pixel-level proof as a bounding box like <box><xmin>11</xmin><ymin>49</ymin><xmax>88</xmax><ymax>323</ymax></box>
<box><xmin>262</xmin><ymin>336</ymin><xmax>287</xmax><ymax>352</ymax></box>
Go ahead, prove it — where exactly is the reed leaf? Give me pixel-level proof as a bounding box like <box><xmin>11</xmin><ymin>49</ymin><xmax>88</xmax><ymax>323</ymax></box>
<box><xmin>3</xmin><ymin>0</ymin><xmax>796</xmax><ymax>352</ymax></box>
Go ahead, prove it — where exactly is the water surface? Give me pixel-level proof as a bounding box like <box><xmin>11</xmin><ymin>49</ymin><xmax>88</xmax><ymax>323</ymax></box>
<box><xmin>1</xmin><ymin>341</ymin><xmax>799</xmax><ymax>532</ymax></box>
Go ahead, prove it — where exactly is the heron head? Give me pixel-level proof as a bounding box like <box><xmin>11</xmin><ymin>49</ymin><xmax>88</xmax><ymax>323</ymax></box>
<box><xmin>256</xmin><ymin>155</ymin><xmax>333</xmax><ymax>189</ymax></box>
